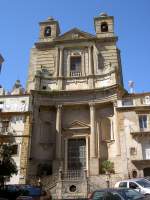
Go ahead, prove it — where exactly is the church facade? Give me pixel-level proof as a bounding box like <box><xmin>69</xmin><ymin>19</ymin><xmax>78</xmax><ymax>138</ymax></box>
<box><xmin>26</xmin><ymin>13</ymin><xmax>123</xmax><ymax>180</ymax></box>
<box><xmin>0</xmin><ymin>12</ymin><xmax>150</xmax><ymax>198</ymax></box>
<box><xmin>25</xmin><ymin>12</ymin><xmax>150</xmax><ymax>195</ymax></box>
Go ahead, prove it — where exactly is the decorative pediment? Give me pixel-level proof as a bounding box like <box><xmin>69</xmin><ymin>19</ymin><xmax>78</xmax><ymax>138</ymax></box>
<box><xmin>55</xmin><ymin>28</ymin><xmax>95</xmax><ymax>41</ymax></box>
<box><xmin>64</xmin><ymin>120</ymin><xmax>90</xmax><ymax>130</ymax></box>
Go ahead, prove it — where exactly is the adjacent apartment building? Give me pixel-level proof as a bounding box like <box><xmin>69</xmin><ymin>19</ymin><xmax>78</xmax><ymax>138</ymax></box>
<box><xmin>0</xmin><ymin>81</ymin><xmax>30</xmax><ymax>184</ymax></box>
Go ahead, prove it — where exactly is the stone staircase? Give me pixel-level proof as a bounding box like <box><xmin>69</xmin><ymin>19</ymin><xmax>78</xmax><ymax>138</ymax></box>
<box><xmin>40</xmin><ymin>170</ymin><xmax>88</xmax><ymax>199</ymax></box>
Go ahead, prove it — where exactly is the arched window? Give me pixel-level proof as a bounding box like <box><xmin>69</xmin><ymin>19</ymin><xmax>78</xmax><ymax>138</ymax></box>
<box><xmin>101</xmin><ymin>22</ymin><xmax>108</xmax><ymax>32</ymax></box>
<box><xmin>101</xmin><ymin>118</ymin><xmax>111</xmax><ymax>141</ymax></box>
<box><xmin>44</xmin><ymin>26</ymin><xmax>51</xmax><ymax>37</ymax></box>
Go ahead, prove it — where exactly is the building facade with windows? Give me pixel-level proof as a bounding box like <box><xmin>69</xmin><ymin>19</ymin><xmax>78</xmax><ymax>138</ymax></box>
<box><xmin>117</xmin><ymin>93</ymin><xmax>150</xmax><ymax>178</ymax></box>
<box><xmin>0</xmin><ymin>81</ymin><xmax>30</xmax><ymax>184</ymax></box>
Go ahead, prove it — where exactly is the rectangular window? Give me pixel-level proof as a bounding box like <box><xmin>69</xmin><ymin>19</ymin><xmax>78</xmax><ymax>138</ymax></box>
<box><xmin>70</xmin><ymin>56</ymin><xmax>81</xmax><ymax>71</ymax></box>
<box><xmin>130</xmin><ymin>147</ymin><xmax>137</xmax><ymax>155</ymax></box>
<box><xmin>139</xmin><ymin>115</ymin><xmax>147</xmax><ymax>130</ymax></box>
<box><xmin>122</xmin><ymin>99</ymin><xmax>133</xmax><ymax>106</ymax></box>
<box><xmin>0</xmin><ymin>101</ymin><xmax>4</xmax><ymax>110</ymax></box>
<box><xmin>11</xmin><ymin>144</ymin><xmax>18</xmax><ymax>155</ymax></box>
<box><xmin>145</xmin><ymin>149</ymin><xmax>150</xmax><ymax>160</ymax></box>
<box><xmin>0</xmin><ymin>120</ymin><xmax>9</xmax><ymax>133</ymax></box>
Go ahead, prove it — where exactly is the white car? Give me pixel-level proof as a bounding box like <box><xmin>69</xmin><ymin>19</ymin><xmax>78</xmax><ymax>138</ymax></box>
<box><xmin>115</xmin><ymin>178</ymin><xmax>150</xmax><ymax>195</ymax></box>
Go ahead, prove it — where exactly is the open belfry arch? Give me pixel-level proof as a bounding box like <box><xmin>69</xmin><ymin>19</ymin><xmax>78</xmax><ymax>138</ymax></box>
<box><xmin>25</xmin><ymin>12</ymin><xmax>127</xmax><ymax>197</ymax></box>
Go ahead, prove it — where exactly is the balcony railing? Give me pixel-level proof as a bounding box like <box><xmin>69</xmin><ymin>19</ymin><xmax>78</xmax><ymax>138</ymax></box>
<box><xmin>130</xmin><ymin>126</ymin><xmax>150</xmax><ymax>136</ymax></box>
<box><xmin>70</xmin><ymin>71</ymin><xmax>82</xmax><ymax>77</ymax></box>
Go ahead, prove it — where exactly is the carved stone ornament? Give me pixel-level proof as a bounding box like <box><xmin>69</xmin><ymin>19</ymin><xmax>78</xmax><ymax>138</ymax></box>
<box><xmin>70</xmin><ymin>50</ymin><xmax>81</xmax><ymax>56</ymax></box>
<box><xmin>72</xmin><ymin>33</ymin><xmax>79</xmax><ymax>39</ymax></box>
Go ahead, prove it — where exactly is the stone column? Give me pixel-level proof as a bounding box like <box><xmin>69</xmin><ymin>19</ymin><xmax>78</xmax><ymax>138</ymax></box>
<box><xmin>53</xmin><ymin>105</ymin><xmax>62</xmax><ymax>173</ymax></box>
<box><xmin>89</xmin><ymin>103</ymin><xmax>99</xmax><ymax>175</ymax></box>
<box><xmin>89</xmin><ymin>103</ymin><xmax>96</xmax><ymax>158</ymax></box>
<box><xmin>56</xmin><ymin>105</ymin><xmax>62</xmax><ymax>159</ymax></box>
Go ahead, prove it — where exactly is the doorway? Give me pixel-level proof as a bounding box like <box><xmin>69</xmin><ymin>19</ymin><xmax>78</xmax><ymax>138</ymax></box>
<box><xmin>67</xmin><ymin>138</ymin><xmax>86</xmax><ymax>170</ymax></box>
<box><xmin>143</xmin><ymin>168</ymin><xmax>150</xmax><ymax>177</ymax></box>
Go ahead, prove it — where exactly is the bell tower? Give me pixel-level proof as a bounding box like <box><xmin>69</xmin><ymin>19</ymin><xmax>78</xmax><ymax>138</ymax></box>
<box><xmin>39</xmin><ymin>17</ymin><xmax>60</xmax><ymax>41</ymax></box>
<box><xmin>94</xmin><ymin>12</ymin><xmax>114</xmax><ymax>38</ymax></box>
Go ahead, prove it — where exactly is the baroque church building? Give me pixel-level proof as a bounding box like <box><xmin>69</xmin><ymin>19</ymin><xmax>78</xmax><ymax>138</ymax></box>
<box><xmin>27</xmin><ymin>12</ymin><xmax>123</xmax><ymax>180</ymax></box>
<box><xmin>1</xmin><ymin>12</ymin><xmax>150</xmax><ymax>198</ymax></box>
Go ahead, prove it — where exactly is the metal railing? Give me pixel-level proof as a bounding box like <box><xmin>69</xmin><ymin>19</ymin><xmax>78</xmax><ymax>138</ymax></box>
<box><xmin>62</xmin><ymin>170</ymin><xmax>85</xmax><ymax>180</ymax></box>
<box><xmin>70</xmin><ymin>71</ymin><xmax>82</xmax><ymax>77</ymax></box>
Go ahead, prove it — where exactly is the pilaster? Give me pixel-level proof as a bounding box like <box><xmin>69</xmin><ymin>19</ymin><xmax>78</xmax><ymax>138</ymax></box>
<box><xmin>55</xmin><ymin>47</ymin><xmax>60</xmax><ymax>77</ymax></box>
<box><xmin>58</xmin><ymin>47</ymin><xmax>64</xmax><ymax>90</ymax></box>
<box><xmin>113</xmin><ymin>101</ymin><xmax>121</xmax><ymax>155</ymax></box>
<box><xmin>58</xmin><ymin>47</ymin><xmax>63</xmax><ymax>77</ymax></box>
<box><xmin>19</xmin><ymin>115</ymin><xmax>31</xmax><ymax>184</ymax></box>
<box><xmin>88</xmin><ymin>46</ymin><xmax>94</xmax><ymax>89</ymax></box>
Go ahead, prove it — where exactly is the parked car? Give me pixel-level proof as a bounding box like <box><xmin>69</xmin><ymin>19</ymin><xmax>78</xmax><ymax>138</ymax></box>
<box><xmin>6</xmin><ymin>184</ymin><xmax>41</xmax><ymax>197</ymax></box>
<box><xmin>88</xmin><ymin>188</ymin><xmax>147</xmax><ymax>200</ymax></box>
<box><xmin>144</xmin><ymin>177</ymin><xmax>150</xmax><ymax>182</ymax></box>
<box><xmin>115</xmin><ymin>178</ymin><xmax>150</xmax><ymax>195</ymax></box>
<box><xmin>16</xmin><ymin>196</ymin><xmax>33</xmax><ymax>200</ymax></box>
<box><xmin>0</xmin><ymin>198</ymin><xmax>9</xmax><ymax>200</ymax></box>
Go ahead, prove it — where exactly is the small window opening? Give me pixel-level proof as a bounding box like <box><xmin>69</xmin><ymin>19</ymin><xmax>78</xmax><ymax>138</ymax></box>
<box><xmin>139</xmin><ymin>115</ymin><xmax>147</xmax><ymax>130</ymax></box>
<box><xmin>42</xmin><ymin>86</ymin><xmax>47</xmax><ymax>90</ymax></box>
<box><xmin>101</xmin><ymin>22</ymin><xmax>108</xmax><ymax>32</ymax></box>
<box><xmin>69</xmin><ymin>185</ymin><xmax>76</xmax><ymax>192</ymax></box>
<box><xmin>44</xmin><ymin>26</ymin><xmax>51</xmax><ymax>37</ymax></box>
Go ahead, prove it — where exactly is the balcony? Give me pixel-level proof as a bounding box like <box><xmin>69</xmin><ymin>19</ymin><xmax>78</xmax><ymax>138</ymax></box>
<box><xmin>130</xmin><ymin>127</ymin><xmax>150</xmax><ymax>137</ymax></box>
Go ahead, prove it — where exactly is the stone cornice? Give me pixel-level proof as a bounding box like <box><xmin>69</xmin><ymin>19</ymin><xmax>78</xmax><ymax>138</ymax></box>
<box><xmin>31</xmin><ymin>84</ymin><xmax>118</xmax><ymax>96</ymax></box>
<box><xmin>31</xmin><ymin>85</ymin><xmax>118</xmax><ymax>107</ymax></box>
<box><xmin>0</xmin><ymin>134</ymin><xmax>30</xmax><ymax>138</ymax></box>
<box><xmin>0</xmin><ymin>111</ymin><xmax>31</xmax><ymax>115</ymax></box>
<box><xmin>0</xmin><ymin>93</ymin><xmax>30</xmax><ymax>98</ymax></box>
<box><xmin>35</xmin><ymin>69</ymin><xmax>116</xmax><ymax>81</ymax></box>
<box><xmin>35</xmin><ymin>36</ymin><xmax>118</xmax><ymax>49</ymax></box>
<box><xmin>116</xmin><ymin>106</ymin><xmax>150</xmax><ymax>112</ymax></box>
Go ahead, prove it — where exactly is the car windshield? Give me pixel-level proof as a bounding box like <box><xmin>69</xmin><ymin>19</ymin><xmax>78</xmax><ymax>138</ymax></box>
<box><xmin>136</xmin><ymin>179</ymin><xmax>150</xmax><ymax>188</ymax></box>
<box><xmin>121</xmin><ymin>189</ymin><xmax>144</xmax><ymax>200</ymax></box>
<box><xmin>92</xmin><ymin>191</ymin><xmax>105</xmax><ymax>200</ymax></box>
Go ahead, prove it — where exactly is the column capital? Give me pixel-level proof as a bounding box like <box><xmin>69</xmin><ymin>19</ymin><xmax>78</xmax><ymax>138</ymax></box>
<box><xmin>89</xmin><ymin>102</ymin><xmax>96</xmax><ymax>107</ymax></box>
<box><xmin>88</xmin><ymin>45</ymin><xmax>93</xmax><ymax>49</ymax></box>
<box><xmin>59</xmin><ymin>46</ymin><xmax>64</xmax><ymax>51</ymax></box>
<box><xmin>56</xmin><ymin>104</ymin><xmax>62</xmax><ymax>109</ymax></box>
<box><xmin>113</xmin><ymin>100</ymin><xmax>117</xmax><ymax>107</ymax></box>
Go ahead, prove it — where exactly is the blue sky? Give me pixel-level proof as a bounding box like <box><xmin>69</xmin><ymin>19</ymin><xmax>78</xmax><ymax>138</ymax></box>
<box><xmin>0</xmin><ymin>0</ymin><xmax>150</xmax><ymax>93</ymax></box>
